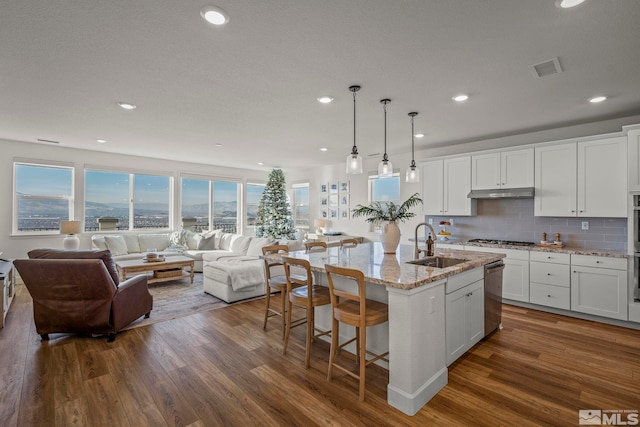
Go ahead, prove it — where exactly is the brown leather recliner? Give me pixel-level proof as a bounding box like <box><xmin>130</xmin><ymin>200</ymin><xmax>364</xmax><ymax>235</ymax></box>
<box><xmin>14</xmin><ymin>249</ymin><xmax>153</xmax><ymax>342</ymax></box>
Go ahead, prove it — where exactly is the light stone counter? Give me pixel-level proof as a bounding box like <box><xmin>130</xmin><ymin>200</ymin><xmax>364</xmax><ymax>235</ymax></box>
<box><xmin>277</xmin><ymin>242</ymin><xmax>505</xmax><ymax>416</ymax></box>
<box><xmin>283</xmin><ymin>242</ymin><xmax>505</xmax><ymax>290</ymax></box>
<box><xmin>463</xmin><ymin>241</ymin><xmax>628</xmax><ymax>258</ymax></box>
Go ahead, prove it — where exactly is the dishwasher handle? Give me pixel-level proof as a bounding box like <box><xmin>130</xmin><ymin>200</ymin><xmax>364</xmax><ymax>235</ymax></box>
<box><xmin>485</xmin><ymin>261</ymin><xmax>505</xmax><ymax>272</ymax></box>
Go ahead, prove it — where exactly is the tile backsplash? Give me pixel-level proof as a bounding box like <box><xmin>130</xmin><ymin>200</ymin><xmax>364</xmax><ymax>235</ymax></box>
<box><xmin>426</xmin><ymin>198</ymin><xmax>628</xmax><ymax>252</ymax></box>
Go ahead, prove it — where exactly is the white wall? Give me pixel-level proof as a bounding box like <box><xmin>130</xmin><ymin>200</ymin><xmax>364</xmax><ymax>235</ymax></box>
<box><xmin>1</xmin><ymin>138</ymin><xmax>270</xmax><ymax>259</ymax></box>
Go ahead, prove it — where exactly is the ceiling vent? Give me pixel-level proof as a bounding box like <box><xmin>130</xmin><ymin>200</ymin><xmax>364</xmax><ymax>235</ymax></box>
<box><xmin>530</xmin><ymin>57</ymin><xmax>563</xmax><ymax>78</ymax></box>
<box><xmin>37</xmin><ymin>138</ymin><xmax>59</xmax><ymax>144</ymax></box>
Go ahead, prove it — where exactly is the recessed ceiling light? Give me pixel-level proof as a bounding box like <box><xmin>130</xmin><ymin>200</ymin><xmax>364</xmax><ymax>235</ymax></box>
<box><xmin>414</xmin><ymin>133</ymin><xmax>425</xmax><ymax>138</ymax></box>
<box><xmin>320</xmin><ymin>147</ymin><xmax>328</xmax><ymax>151</ymax></box>
<box><xmin>200</xmin><ymin>6</ymin><xmax>229</xmax><ymax>25</ymax></box>
<box><xmin>317</xmin><ymin>96</ymin><xmax>334</xmax><ymax>104</ymax></box>
<box><xmin>452</xmin><ymin>94</ymin><xmax>469</xmax><ymax>102</ymax></box>
<box><xmin>555</xmin><ymin>0</ymin><xmax>586</xmax><ymax>8</ymax></box>
<box><xmin>215</xmin><ymin>143</ymin><xmax>222</xmax><ymax>147</ymax></box>
<box><xmin>96</xmin><ymin>139</ymin><xmax>107</xmax><ymax>144</ymax></box>
<box><xmin>589</xmin><ymin>96</ymin><xmax>607</xmax><ymax>103</ymax></box>
<box><xmin>117</xmin><ymin>102</ymin><xmax>136</xmax><ymax>110</ymax></box>
<box><xmin>257</xmin><ymin>162</ymin><xmax>264</xmax><ymax>166</ymax></box>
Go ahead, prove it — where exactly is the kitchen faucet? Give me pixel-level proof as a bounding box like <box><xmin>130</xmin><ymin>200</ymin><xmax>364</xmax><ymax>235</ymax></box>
<box><xmin>414</xmin><ymin>222</ymin><xmax>436</xmax><ymax>259</ymax></box>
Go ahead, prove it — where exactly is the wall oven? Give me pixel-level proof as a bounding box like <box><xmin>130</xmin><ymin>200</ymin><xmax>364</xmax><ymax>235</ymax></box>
<box><xmin>633</xmin><ymin>195</ymin><xmax>640</xmax><ymax>301</ymax></box>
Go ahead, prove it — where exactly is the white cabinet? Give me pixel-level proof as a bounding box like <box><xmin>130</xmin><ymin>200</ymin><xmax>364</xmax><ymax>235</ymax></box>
<box><xmin>529</xmin><ymin>251</ymin><xmax>570</xmax><ymax>310</ymax></box>
<box><xmin>464</xmin><ymin>246</ymin><xmax>529</xmax><ymax>302</ymax></box>
<box><xmin>571</xmin><ymin>254</ymin><xmax>628</xmax><ymax>321</ymax></box>
<box><xmin>471</xmin><ymin>148</ymin><xmax>534</xmax><ymax>190</ymax></box>
<box><xmin>422</xmin><ymin>156</ymin><xmax>476</xmax><ymax>216</ymax></box>
<box><xmin>534</xmin><ymin>143</ymin><xmax>577</xmax><ymax>216</ymax></box>
<box><xmin>535</xmin><ymin>137</ymin><xmax>627</xmax><ymax>217</ymax></box>
<box><xmin>445</xmin><ymin>268</ymin><xmax>484</xmax><ymax>366</ymax></box>
<box><xmin>628</xmin><ymin>127</ymin><xmax>640</xmax><ymax>191</ymax></box>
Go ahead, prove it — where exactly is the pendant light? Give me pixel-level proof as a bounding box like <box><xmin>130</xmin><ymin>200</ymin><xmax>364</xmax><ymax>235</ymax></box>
<box><xmin>406</xmin><ymin>112</ymin><xmax>420</xmax><ymax>183</ymax></box>
<box><xmin>377</xmin><ymin>99</ymin><xmax>393</xmax><ymax>178</ymax></box>
<box><xmin>345</xmin><ymin>85</ymin><xmax>363</xmax><ymax>174</ymax></box>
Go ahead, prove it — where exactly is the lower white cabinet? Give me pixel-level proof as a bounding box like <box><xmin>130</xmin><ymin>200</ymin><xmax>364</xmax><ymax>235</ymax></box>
<box><xmin>445</xmin><ymin>271</ymin><xmax>484</xmax><ymax>366</ymax></box>
<box><xmin>571</xmin><ymin>255</ymin><xmax>628</xmax><ymax>321</ymax></box>
<box><xmin>529</xmin><ymin>251</ymin><xmax>570</xmax><ymax>310</ymax></box>
<box><xmin>464</xmin><ymin>246</ymin><xmax>529</xmax><ymax>302</ymax></box>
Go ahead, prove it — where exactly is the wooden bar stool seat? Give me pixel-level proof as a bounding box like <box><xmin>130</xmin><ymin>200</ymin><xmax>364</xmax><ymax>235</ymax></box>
<box><xmin>282</xmin><ymin>256</ymin><xmax>331</xmax><ymax>368</ymax></box>
<box><xmin>324</xmin><ymin>264</ymin><xmax>389</xmax><ymax>401</ymax></box>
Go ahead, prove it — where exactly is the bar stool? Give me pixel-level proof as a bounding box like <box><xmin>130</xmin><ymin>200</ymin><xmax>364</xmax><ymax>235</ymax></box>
<box><xmin>340</xmin><ymin>238</ymin><xmax>359</xmax><ymax>248</ymax></box>
<box><xmin>282</xmin><ymin>256</ymin><xmax>331</xmax><ymax>368</ymax></box>
<box><xmin>305</xmin><ymin>241</ymin><xmax>327</xmax><ymax>252</ymax></box>
<box><xmin>262</xmin><ymin>244</ymin><xmax>301</xmax><ymax>339</ymax></box>
<box><xmin>324</xmin><ymin>264</ymin><xmax>389</xmax><ymax>401</ymax></box>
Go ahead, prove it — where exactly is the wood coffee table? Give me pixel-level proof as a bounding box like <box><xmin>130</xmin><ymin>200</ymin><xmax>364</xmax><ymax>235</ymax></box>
<box><xmin>116</xmin><ymin>255</ymin><xmax>195</xmax><ymax>284</ymax></box>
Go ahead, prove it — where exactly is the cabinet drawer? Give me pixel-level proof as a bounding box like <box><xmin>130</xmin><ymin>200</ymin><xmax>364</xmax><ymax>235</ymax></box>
<box><xmin>571</xmin><ymin>254</ymin><xmax>627</xmax><ymax>270</ymax></box>
<box><xmin>530</xmin><ymin>261</ymin><xmax>570</xmax><ymax>287</ymax></box>
<box><xmin>446</xmin><ymin>267</ymin><xmax>484</xmax><ymax>294</ymax></box>
<box><xmin>530</xmin><ymin>282</ymin><xmax>570</xmax><ymax>310</ymax></box>
<box><xmin>530</xmin><ymin>251</ymin><xmax>570</xmax><ymax>264</ymax></box>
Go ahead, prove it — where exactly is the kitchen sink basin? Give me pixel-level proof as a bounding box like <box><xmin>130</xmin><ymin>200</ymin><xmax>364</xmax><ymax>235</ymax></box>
<box><xmin>406</xmin><ymin>256</ymin><xmax>467</xmax><ymax>268</ymax></box>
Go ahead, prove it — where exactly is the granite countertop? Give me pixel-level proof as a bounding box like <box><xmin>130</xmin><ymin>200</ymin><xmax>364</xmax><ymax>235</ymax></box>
<box><xmin>462</xmin><ymin>241</ymin><xmax>628</xmax><ymax>258</ymax></box>
<box><xmin>275</xmin><ymin>242</ymin><xmax>505</xmax><ymax>291</ymax></box>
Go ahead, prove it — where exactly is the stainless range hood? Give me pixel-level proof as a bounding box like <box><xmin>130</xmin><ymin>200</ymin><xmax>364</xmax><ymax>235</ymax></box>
<box><xmin>467</xmin><ymin>187</ymin><xmax>535</xmax><ymax>199</ymax></box>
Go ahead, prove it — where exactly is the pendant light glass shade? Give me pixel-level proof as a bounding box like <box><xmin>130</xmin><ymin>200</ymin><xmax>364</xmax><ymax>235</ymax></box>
<box><xmin>377</xmin><ymin>99</ymin><xmax>393</xmax><ymax>178</ymax></box>
<box><xmin>346</xmin><ymin>85</ymin><xmax>363</xmax><ymax>174</ymax></box>
<box><xmin>406</xmin><ymin>112</ymin><xmax>420</xmax><ymax>183</ymax></box>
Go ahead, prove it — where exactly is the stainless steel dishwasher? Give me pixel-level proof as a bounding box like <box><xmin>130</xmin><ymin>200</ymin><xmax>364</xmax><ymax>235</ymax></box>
<box><xmin>484</xmin><ymin>260</ymin><xmax>505</xmax><ymax>336</ymax></box>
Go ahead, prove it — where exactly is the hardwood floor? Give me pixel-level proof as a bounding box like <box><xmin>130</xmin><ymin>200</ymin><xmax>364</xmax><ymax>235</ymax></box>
<box><xmin>1</xmin><ymin>283</ymin><xmax>639</xmax><ymax>426</ymax></box>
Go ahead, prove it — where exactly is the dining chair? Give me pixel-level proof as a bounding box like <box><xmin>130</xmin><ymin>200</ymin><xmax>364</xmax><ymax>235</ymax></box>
<box><xmin>305</xmin><ymin>241</ymin><xmax>327</xmax><ymax>252</ymax></box>
<box><xmin>324</xmin><ymin>264</ymin><xmax>389</xmax><ymax>401</ymax></box>
<box><xmin>262</xmin><ymin>244</ymin><xmax>302</xmax><ymax>339</ymax></box>
<box><xmin>281</xmin><ymin>256</ymin><xmax>331</xmax><ymax>368</ymax></box>
<box><xmin>340</xmin><ymin>238</ymin><xmax>359</xmax><ymax>248</ymax></box>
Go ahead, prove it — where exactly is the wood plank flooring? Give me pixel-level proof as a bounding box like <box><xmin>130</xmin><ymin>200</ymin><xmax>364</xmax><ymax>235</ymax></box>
<box><xmin>1</xmin><ymin>283</ymin><xmax>639</xmax><ymax>426</ymax></box>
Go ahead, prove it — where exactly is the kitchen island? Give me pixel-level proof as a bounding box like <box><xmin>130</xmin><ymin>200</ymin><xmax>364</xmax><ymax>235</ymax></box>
<box><xmin>279</xmin><ymin>242</ymin><xmax>505</xmax><ymax>415</ymax></box>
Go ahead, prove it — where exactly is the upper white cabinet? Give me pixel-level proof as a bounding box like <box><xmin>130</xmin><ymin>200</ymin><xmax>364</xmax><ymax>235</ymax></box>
<box><xmin>628</xmin><ymin>127</ymin><xmax>640</xmax><ymax>191</ymax></box>
<box><xmin>471</xmin><ymin>148</ymin><xmax>534</xmax><ymax>190</ymax></box>
<box><xmin>422</xmin><ymin>156</ymin><xmax>476</xmax><ymax>216</ymax></box>
<box><xmin>534</xmin><ymin>136</ymin><xmax>627</xmax><ymax>217</ymax></box>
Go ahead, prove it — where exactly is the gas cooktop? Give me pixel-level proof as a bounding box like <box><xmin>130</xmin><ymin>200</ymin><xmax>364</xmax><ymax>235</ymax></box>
<box><xmin>467</xmin><ymin>238</ymin><xmax>536</xmax><ymax>247</ymax></box>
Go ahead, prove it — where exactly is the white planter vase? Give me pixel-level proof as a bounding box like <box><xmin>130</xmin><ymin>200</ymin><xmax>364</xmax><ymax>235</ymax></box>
<box><xmin>379</xmin><ymin>222</ymin><xmax>401</xmax><ymax>254</ymax></box>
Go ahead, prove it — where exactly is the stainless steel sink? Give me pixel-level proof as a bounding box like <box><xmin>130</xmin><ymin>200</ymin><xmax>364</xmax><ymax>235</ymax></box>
<box><xmin>406</xmin><ymin>256</ymin><xmax>467</xmax><ymax>268</ymax></box>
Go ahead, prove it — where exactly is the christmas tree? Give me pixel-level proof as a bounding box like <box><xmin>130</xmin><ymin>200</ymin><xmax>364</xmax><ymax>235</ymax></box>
<box><xmin>255</xmin><ymin>168</ymin><xmax>296</xmax><ymax>239</ymax></box>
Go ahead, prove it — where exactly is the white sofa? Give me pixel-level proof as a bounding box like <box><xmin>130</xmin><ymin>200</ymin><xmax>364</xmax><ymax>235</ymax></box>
<box><xmin>91</xmin><ymin>230</ymin><xmax>304</xmax><ymax>303</ymax></box>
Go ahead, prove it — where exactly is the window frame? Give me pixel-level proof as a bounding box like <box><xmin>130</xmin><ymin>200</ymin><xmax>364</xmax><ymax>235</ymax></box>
<box><xmin>246</xmin><ymin>182</ymin><xmax>266</xmax><ymax>228</ymax></box>
<box><xmin>13</xmin><ymin>160</ymin><xmax>75</xmax><ymax>235</ymax></box>
<box><xmin>84</xmin><ymin>166</ymin><xmax>173</xmax><ymax>232</ymax></box>
<box><xmin>292</xmin><ymin>181</ymin><xmax>310</xmax><ymax>229</ymax></box>
<box><xmin>368</xmin><ymin>171</ymin><xmax>401</xmax><ymax>203</ymax></box>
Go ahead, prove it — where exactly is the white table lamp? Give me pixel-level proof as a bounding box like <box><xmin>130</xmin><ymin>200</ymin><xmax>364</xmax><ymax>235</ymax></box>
<box><xmin>60</xmin><ymin>220</ymin><xmax>82</xmax><ymax>250</ymax></box>
<box><xmin>314</xmin><ymin>219</ymin><xmax>325</xmax><ymax>235</ymax></box>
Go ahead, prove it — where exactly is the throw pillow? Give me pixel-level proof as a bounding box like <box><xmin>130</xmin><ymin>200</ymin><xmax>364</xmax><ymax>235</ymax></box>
<box><xmin>138</xmin><ymin>234</ymin><xmax>170</xmax><ymax>251</ymax></box>
<box><xmin>123</xmin><ymin>234</ymin><xmax>141</xmax><ymax>253</ymax></box>
<box><xmin>246</xmin><ymin>237</ymin><xmax>274</xmax><ymax>257</ymax></box>
<box><xmin>217</xmin><ymin>232</ymin><xmax>233</xmax><ymax>250</ymax></box>
<box><xmin>104</xmin><ymin>235</ymin><xmax>129</xmax><ymax>256</ymax></box>
<box><xmin>196</xmin><ymin>233</ymin><xmax>217</xmax><ymax>250</ymax></box>
<box><xmin>229</xmin><ymin>235</ymin><xmax>253</xmax><ymax>255</ymax></box>
<box><xmin>169</xmin><ymin>229</ymin><xmax>189</xmax><ymax>247</ymax></box>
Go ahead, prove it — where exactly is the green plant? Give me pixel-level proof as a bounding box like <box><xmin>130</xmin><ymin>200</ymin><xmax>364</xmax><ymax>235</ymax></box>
<box><xmin>351</xmin><ymin>193</ymin><xmax>423</xmax><ymax>224</ymax></box>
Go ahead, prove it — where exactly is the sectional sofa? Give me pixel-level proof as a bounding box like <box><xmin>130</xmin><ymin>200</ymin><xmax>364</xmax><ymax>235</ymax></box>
<box><xmin>91</xmin><ymin>230</ymin><xmax>304</xmax><ymax>303</ymax></box>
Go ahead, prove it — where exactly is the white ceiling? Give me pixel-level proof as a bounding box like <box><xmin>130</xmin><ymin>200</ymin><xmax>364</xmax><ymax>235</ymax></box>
<box><xmin>1</xmin><ymin>0</ymin><xmax>640</xmax><ymax>171</ymax></box>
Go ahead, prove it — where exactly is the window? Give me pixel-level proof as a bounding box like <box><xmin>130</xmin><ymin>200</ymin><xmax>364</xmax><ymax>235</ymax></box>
<box><xmin>246</xmin><ymin>183</ymin><xmax>265</xmax><ymax>227</ymax></box>
<box><xmin>292</xmin><ymin>182</ymin><xmax>309</xmax><ymax>228</ymax></box>
<box><xmin>180</xmin><ymin>176</ymin><xmax>240</xmax><ymax>233</ymax></box>
<box><xmin>85</xmin><ymin>169</ymin><xmax>171</xmax><ymax>231</ymax></box>
<box><xmin>14</xmin><ymin>162</ymin><xmax>74</xmax><ymax>233</ymax></box>
<box><xmin>370</xmin><ymin>172</ymin><xmax>401</xmax><ymax>202</ymax></box>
